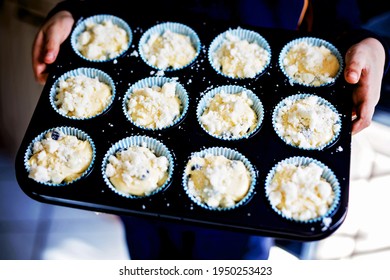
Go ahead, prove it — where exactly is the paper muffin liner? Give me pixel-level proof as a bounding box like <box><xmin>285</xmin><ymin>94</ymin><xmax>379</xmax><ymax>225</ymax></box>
<box><xmin>138</xmin><ymin>22</ymin><xmax>201</xmax><ymax>71</ymax></box>
<box><xmin>182</xmin><ymin>147</ymin><xmax>256</xmax><ymax>211</ymax></box>
<box><xmin>49</xmin><ymin>67</ymin><xmax>116</xmax><ymax>120</ymax></box>
<box><xmin>278</xmin><ymin>37</ymin><xmax>343</xmax><ymax>87</ymax></box>
<box><xmin>71</xmin><ymin>14</ymin><xmax>132</xmax><ymax>62</ymax></box>
<box><xmin>264</xmin><ymin>156</ymin><xmax>341</xmax><ymax>223</ymax></box>
<box><xmin>122</xmin><ymin>77</ymin><xmax>189</xmax><ymax>130</ymax></box>
<box><xmin>272</xmin><ymin>93</ymin><xmax>341</xmax><ymax>150</ymax></box>
<box><xmin>208</xmin><ymin>27</ymin><xmax>271</xmax><ymax>79</ymax></box>
<box><xmin>196</xmin><ymin>85</ymin><xmax>264</xmax><ymax>141</ymax></box>
<box><xmin>24</xmin><ymin>126</ymin><xmax>96</xmax><ymax>186</ymax></box>
<box><xmin>101</xmin><ymin>135</ymin><xmax>174</xmax><ymax>199</ymax></box>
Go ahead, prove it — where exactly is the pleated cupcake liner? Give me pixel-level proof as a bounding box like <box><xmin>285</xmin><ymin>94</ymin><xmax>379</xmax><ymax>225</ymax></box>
<box><xmin>264</xmin><ymin>156</ymin><xmax>341</xmax><ymax>223</ymax></box>
<box><xmin>49</xmin><ymin>67</ymin><xmax>116</xmax><ymax>120</ymax></box>
<box><xmin>24</xmin><ymin>126</ymin><xmax>96</xmax><ymax>186</ymax></box>
<box><xmin>208</xmin><ymin>27</ymin><xmax>271</xmax><ymax>79</ymax></box>
<box><xmin>122</xmin><ymin>76</ymin><xmax>189</xmax><ymax>130</ymax></box>
<box><xmin>101</xmin><ymin>135</ymin><xmax>174</xmax><ymax>199</ymax></box>
<box><xmin>278</xmin><ymin>37</ymin><xmax>343</xmax><ymax>87</ymax></box>
<box><xmin>196</xmin><ymin>85</ymin><xmax>264</xmax><ymax>141</ymax></box>
<box><xmin>71</xmin><ymin>14</ymin><xmax>132</xmax><ymax>62</ymax></box>
<box><xmin>182</xmin><ymin>146</ymin><xmax>256</xmax><ymax>211</ymax></box>
<box><xmin>272</xmin><ymin>93</ymin><xmax>341</xmax><ymax>150</ymax></box>
<box><xmin>138</xmin><ymin>21</ymin><xmax>201</xmax><ymax>71</ymax></box>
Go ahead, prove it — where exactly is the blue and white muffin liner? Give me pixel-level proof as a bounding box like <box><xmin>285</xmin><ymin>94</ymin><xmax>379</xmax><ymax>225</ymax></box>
<box><xmin>264</xmin><ymin>156</ymin><xmax>341</xmax><ymax>223</ymax></box>
<box><xmin>71</xmin><ymin>14</ymin><xmax>132</xmax><ymax>62</ymax></box>
<box><xmin>101</xmin><ymin>135</ymin><xmax>174</xmax><ymax>199</ymax></box>
<box><xmin>272</xmin><ymin>93</ymin><xmax>341</xmax><ymax>150</ymax></box>
<box><xmin>49</xmin><ymin>67</ymin><xmax>116</xmax><ymax>120</ymax></box>
<box><xmin>278</xmin><ymin>37</ymin><xmax>343</xmax><ymax>87</ymax></box>
<box><xmin>122</xmin><ymin>77</ymin><xmax>189</xmax><ymax>130</ymax></box>
<box><xmin>197</xmin><ymin>85</ymin><xmax>264</xmax><ymax>141</ymax></box>
<box><xmin>182</xmin><ymin>147</ymin><xmax>256</xmax><ymax>211</ymax></box>
<box><xmin>24</xmin><ymin>126</ymin><xmax>96</xmax><ymax>186</ymax></box>
<box><xmin>208</xmin><ymin>27</ymin><xmax>271</xmax><ymax>79</ymax></box>
<box><xmin>138</xmin><ymin>22</ymin><xmax>201</xmax><ymax>71</ymax></box>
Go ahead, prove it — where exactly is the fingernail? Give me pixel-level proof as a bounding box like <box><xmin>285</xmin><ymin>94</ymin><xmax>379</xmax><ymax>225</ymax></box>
<box><xmin>348</xmin><ymin>71</ymin><xmax>358</xmax><ymax>82</ymax></box>
<box><xmin>45</xmin><ymin>52</ymin><xmax>55</xmax><ymax>61</ymax></box>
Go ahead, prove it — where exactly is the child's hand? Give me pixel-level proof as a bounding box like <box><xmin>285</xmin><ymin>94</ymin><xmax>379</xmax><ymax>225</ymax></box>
<box><xmin>344</xmin><ymin>38</ymin><xmax>386</xmax><ymax>134</ymax></box>
<box><xmin>32</xmin><ymin>11</ymin><xmax>74</xmax><ymax>84</ymax></box>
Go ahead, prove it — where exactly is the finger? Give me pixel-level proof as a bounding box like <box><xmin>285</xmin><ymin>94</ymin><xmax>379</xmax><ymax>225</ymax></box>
<box><xmin>32</xmin><ymin>31</ymin><xmax>48</xmax><ymax>83</ymax></box>
<box><xmin>37</xmin><ymin>72</ymin><xmax>49</xmax><ymax>85</ymax></box>
<box><xmin>351</xmin><ymin>72</ymin><xmax>372</xmax><ymax>134</ymax></box>
<box><xmin>351</xmin><ymin>100</ymin><xmax>375</xmax><ymax>135</ymax></box>
<box><xmin>35</xmin><ymin>63</ymin><xmax>48</xmax><ymax>85</ymax></box>
<box><xmin>43</xmin><ymin>28</ymin><xmax>63</xmax><ymax>64</ymax></box>
<box><xmin>344</xmin><ymin>48</ymin><xmax>365</xmax><ymax>85</ymax></box>
<box><xmin>43</xmin><ymin>15</ymin><xmax>74</xmax><ymax>64</ymax></box>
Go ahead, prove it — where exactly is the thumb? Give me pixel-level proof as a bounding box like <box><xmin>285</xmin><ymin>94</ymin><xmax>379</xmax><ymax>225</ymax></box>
<box><xmin>344</xmin><ymin>47</ymin><xmax>364</xmax><ymax>85</ymax></box>
<box><xmin>43</xmin><ymin>29</ymin><xmax>63</xmax><ymax>64</ymax></box>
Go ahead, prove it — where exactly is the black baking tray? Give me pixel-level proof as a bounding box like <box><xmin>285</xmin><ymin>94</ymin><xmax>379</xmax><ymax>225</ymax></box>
<box><xmin>15</xmin><ymin>14</ymin><xmax>353</xmax><ymax>241</ymax></box>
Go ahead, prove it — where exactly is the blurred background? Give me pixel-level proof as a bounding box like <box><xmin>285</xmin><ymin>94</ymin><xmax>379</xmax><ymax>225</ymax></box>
<box><xmin>0</xmin><ymin>0</ymin><xmax>389</xmax><ymax>260</ymax></box>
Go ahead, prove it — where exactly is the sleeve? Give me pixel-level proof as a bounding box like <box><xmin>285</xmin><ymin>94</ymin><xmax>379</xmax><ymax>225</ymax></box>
<box><xmin>43</xmin><ymin>0</ymin><xmax>204</xmax><ymax>24</ymax></box>
<box><xmin>44</xmin><ymin>0</ymin><xmax>119</xmax><ymax>23</ymax></box>
<box><xmin>41</xmin><ymin>0</ymin><xmax>175</xmax><ymax>38</ymax></box>
<box><xmin>45</xmin><ymin>0</ymin><xmax>86</xmax><ymax>23</ymax></box>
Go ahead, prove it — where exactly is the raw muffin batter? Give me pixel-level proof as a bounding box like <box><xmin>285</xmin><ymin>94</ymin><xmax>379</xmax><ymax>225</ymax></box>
<box><xmin>185</xmin><ymin>154</ymin><xmax>251</xmax><ymax>208</ymax></box>
<box><xmin>142</xmin><ymin>29</ymin><xmax>197</xmax><ymax>69</ymax></box>
<box><xmin>76</xmin><ymin>19</ymin><xmax>129</xmax><ymax>60</ymax></box>
<box><xmin>266</xmin><ymin>162</ymin><xmax>335</xmax><ymax>221</ymax></box>
<box><xmin>212</xmin><ymin>32</ymin><xmax>270</xmax><ymax>78</ymax></box>
<box><xmin>28</xmin><ymin>130</ymin><xmax>93</xmax><ymax>184</ymax></box>
<box><xmin>127</xmin><ymin>82</ymin><xmax>181</xmax><ymax>129</ymax></box>
<box><xmin>282</xmin><ymin>41</ymin><xmax>340</xmax><ymax>86</ymax></box>
<box><xmin>274</xmin><ymin>95</ymin><xmax>340</xmax><ymax>149</ymax></box>
<box><xmin>200</xmin><ymin>91</ymin><xmax>257</xmax><ymax>138</ymax></box>
<box><xmin>55</xmin><ymin>74</ymin><xmax>112</xmax><ymax>118</ymax></box>
<box><xmin>105</xmin><ymin>145</ymin><xmax>169</xmax><ymax>196</ymax></box>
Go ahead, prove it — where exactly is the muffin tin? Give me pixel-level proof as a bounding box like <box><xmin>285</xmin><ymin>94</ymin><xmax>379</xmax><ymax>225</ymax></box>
<box><xmin>15</xmin><ymin>14</ymin><xmax>353</xmax><ymax>241</ymax></box>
